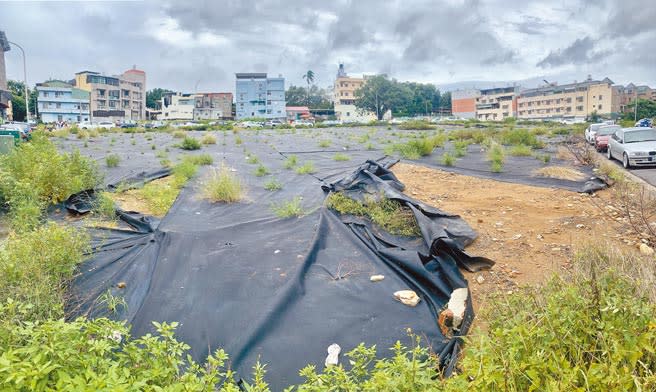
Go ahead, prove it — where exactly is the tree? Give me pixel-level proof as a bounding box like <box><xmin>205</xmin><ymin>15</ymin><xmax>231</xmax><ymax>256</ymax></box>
<box><xmin>8</xmin><ymin>80</ymin><xmax>27</xmax><ymax>121</ymax></box>
<box><xmin>440</xmin><ymin>91</ymin><xmax>451</xmax><ymax>112</ymax></box>
<box><xmin>354</xmin><ymin>75</ymin><xmax>412</xmax><ymax>120</ymax></box>
<box><xmin>623</xmin><ymin>99</ymin><xmax>656</xmax><ymax>121</ymax></box>
<box><xmin>146</xmin><ymin>88</ymin><xmax>173</xmax><ymax>110</ymax></box>
<box><xmin>286</xmin><ymin>85</ymin><xmax>333</xmax><ymax>109</ymax></box>
<box><xmin>302</xmin><ymin>70</ymin><xmax>315</xmax><ymax>105</ymax></box>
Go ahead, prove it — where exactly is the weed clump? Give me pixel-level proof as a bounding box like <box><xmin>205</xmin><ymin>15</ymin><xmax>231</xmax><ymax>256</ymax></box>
<box><xmin>509</xmin><ymin>144</ymin><xmax>533</xmax><ymax>156</ymax></box>
<box><xmin>398</xmin><ymin>120</ymin><xmax>436</xmax><ymax>130</ymax></box>
<box><xmin>271</xmin><ymin>197</ymin><xmax>304</xmax><ymax>218</ymax></box>
<box><xmin>264</xmin><ymin>179</ymin><xmax>283</xmax><ymax>191</ymax></box>
<box><xmin>326</xmin><ymin>192</ymin><xmax>420</xmax><ymax>237</ymax></box>
<box><xmin>254</xmin><ymin>164</ymin><xmax>269</xmax><ymax>177</ymax></box>
<box><xmin>441</xmin><ymin>152</ymin><xmax>456</xmax><ymax>166</ymax></box>
<box><xmin>333</xmin><ymin>153</ymin><xmax>351</xmax><ymax>161</ymax></box>
<box><xmin>201</xmin><ymin>134</ymin><xmax>217</xmax><ymax>145</ymax></box>
<box><xmin>284</xmin><ymin>155</ymin><xmax>298</xmax><ymax>169</ymax></box>
<box><xmin>183</xmin><ymin>154</ymin><xmax>213</xmax><ymax>166</ymax></box>
<box><xmin>295</xmin><ymin>161</ymin><xmax>316</xmax><ymax>174</ymax></box>
<box><xmin>318</xmin><ymin>140</ymin><xmax>331</xmax><ymax>148</ymax></box>
<box><xmin>202</xmin><ymin>165</ymin><xmax>244</xmax><ymax>203</ymax></box>
<box><xmin>105</xmin><ymin>154</ymin><xmax>120</xmax><ymax>167</ymax></box>
<box><xmin>488</xmin><ymin>142</ymin><xmax>505</xmax><ymax>173</ymax></box>
<box><xmin>180</xmin><ymin>136</ymin><xmax>201</xmax><ymax>150</ymax></box>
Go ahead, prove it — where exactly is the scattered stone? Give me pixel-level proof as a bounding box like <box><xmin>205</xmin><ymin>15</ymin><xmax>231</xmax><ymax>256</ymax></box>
<box><xmin>536</xmin><ymin>234</ymin><xmax>544</xmax><ymax>240</ymax></box>
<box><xmin>511</xmin><ymin>234</ymin><xmax>522</xmax><ymax>240</ymax></box>
<box><xmin>370</xmin><ymin>274</ymin><xmax>385</xmax><ymax>282</ymax></box>
<box><xmin>117</xmin><ymin>282</ymin><xmax>126</xmax><ymax>289</ymax></box>
<box><xmin>640</xmin><ymin>243</ymin><xmax>654</xmax><ymax>256</ymax></box>
<box><xmin>551</xmin><ymin>247</ymin><xmax>561</xmax><ymax>252</ymax></box>
<box><xmin>476</xmin><ymin>275</ymin><xmax>485</xmax><ymax>284</ymax></box>
<box><xmin>325</xmin><ymin>343</ymin><xmax>341</xmax><ymax>367</ymax></box>
<box><xmin>394</xmin><ymin>290</ymin><xmax>421</xmax><ymax>307</ymax></box>
<box><xmin>274</xmin><ymin>249</ymin><xmax>281</xmax><ymax>254</ymax></box>
<box><xmin>576</xmin><ymin>224</ymin><xmax>585</xmax><ymax>229</ymax></box>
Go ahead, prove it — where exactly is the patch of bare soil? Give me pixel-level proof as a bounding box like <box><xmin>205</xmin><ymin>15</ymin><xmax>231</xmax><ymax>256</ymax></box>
<box><xmin>392</xmin><ymin>162</ymin><xmax>632</xmax><ymax>311</ymax></box>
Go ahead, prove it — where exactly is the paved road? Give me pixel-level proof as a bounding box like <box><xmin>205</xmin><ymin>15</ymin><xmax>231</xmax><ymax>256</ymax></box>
<box><xmin>596</xmin><ymin>149</ymin><xmax>656</xmax><ymax>187</ymax></box>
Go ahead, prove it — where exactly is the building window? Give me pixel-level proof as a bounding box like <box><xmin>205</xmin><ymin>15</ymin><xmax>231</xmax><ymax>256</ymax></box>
<box><xmin>598</xmin><ymin>104</ymin><xmax>602</xmax><ymax>110</ymax></box>
<box><xmin>56</xmin><ymin>103</ymin><xmax>61</xmax><ymax>109</ymax></box>
<box><xmin>576</xmin><ymin>105</ymin><xmax>584</xmax><ymax>111</ymax></box>
<box><xmin>43</xmin><ymin>91</ymin><xmax>49</xmax><ymax>97</ymax></box>
<box><xmin>599</xmin><ymin>95</ymin><xmax>603</xmax><ymax>100</ymax></box>
<box><xmin>57</xmin><ymin>115</ymin><xmax>63</xmax><ymax>121</ymax></box>
<box><xmin>346</xmin><ymin>112</ymin><xmax>350</xmax><ymax>116</ymax></box>
<box><xmin>576</xmin><ymin>96</ymin><xmax>583</xmax><ymax>102</ymax></box>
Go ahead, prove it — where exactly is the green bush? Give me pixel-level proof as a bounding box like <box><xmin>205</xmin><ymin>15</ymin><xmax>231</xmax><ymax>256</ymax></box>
<box><xmin>488</xmin><ymin>142</ymin><xmax>505</xmax><ymax>173</ymax></box>
<box><xmin>326</xmin><ymin>192</ymin><xmax>420</xmax><ymax>237</ymax></box>
<box><xmin>201</xmin><ymin>133</ymin><xmax>217</xmax><ymax>144</ymax></box>
<box><xmin>398</xmin><ymin>120</ymin><xmax>436</xmax><ymax>130</ymax></box>
<box><xmin>93</xmin><ymin>191</ymin><xmax>116</xmax><ymax>219</ymax></box>
<box><xmin>0</xmin><ymin>133</ymin><xmax>100</xmax><ymax>231</ymax></box>
<box><xmin>453</xmin><ymin>140</ymin><xmax>469</xmax><ymax>157</ymax></box>
<box><xmin>333</xmin><ymin>153</ymin><xmax>351</xmax><ymax>161</ymax></box>
<box><xmin>105</xmin><ymin>154</ymin><xmax>120</xmax><ymax>167</ymax></box>
<box><xmin>509</xmin><ymin>144</ymin><xmax>533</xmax><ymax>156</ymax></box>
<box><xmin>0</xmin><ymin>223</ymin><xmax>90</xmax><ymax>321</ymax></box>
<box><xmin>500</xmin><ymin>128</ymin><xmax>544</xmax><ymax>148</ymax></box>
<box><xmin>183</xmin><ymin>154</ymin><xmax>213</xmax><ymax>166</ymax></box>
<box><xmin>180</xmin><ymin>136</ymin><xmax>201</xmax><ymax>150</ymax></box>
<box><xmin>254</xmin><ymin>164</ymin><xmax>269</xmax><ymax>177</ymax></box>
<box><xmin>264</xmin><ymin>179</ymin><xmax>283</xmax><ymax>191</ymax></box>
<box><xmin>318</xmin><ymin>139</ymin><xmax>331</xmax><ymax>148</ymax></box>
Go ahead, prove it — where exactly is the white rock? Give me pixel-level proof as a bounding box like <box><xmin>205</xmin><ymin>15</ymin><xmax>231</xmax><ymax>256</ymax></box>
<box><xmin>640</xmin><ymin>243</ymin><xmax>654</xmax><ymax>256</ymax></box>
<box><xmin>370</xmin><ymin>275</ymin><xmax>385</xmax><ymax>282</ymax></box>
<box><xmin>476</xmin><ymin>275</ymin><xmax>485</xmax><ymax>284</ymax></box>
<box><xmin>325</xmin><ymin>343</ymin><xmax>341</xmax><ymax>367</ymax></box>
<box><xmin>394</xmin><ymin>290</ymin><xmax>421</xmax><ymax>307</ymax></box>
<box><xmin>447</xmin><ymin>288</ymin><xmax>468</xmax><ymax>330</ymax></box>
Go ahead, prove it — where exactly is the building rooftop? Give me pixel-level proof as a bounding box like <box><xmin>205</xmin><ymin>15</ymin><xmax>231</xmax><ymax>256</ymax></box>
<box><xmin>286</xmin><ymin>106</ymin><xmax>310</xmax><ymax>111</ymax></box>
<box><xmin>521</xmin><ymin>77</ymin><xmax>614</xmax><ymax>96</ymax></box>
<box><xmin>236</xmin><ymin>73</ymin><xmax>267</xmax><ymax>79</ymax></box>
<box><xmin>124</xmin><ymin>68</ymin><xmax>145</xmax><ymax>74</ymax></box>
<box><xmin>37</xmin><ymin>80</ymin><xmax>73</xmax><ymax>88</ymax></box>
<box><xmin>75</xmin><ymin>70</ymin><xmax>100</xmax><ymax>75</ymax></box>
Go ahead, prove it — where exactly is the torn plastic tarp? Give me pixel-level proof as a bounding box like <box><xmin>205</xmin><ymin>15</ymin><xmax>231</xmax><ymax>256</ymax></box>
<box><xmin>66</xmin><ymin>160</ymin><xmax>493</xmax><ymax>389</ymax></box>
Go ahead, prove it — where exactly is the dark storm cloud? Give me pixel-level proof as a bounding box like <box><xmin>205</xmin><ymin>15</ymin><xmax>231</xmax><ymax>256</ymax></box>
<box><xmin>537</xmin><ymin>36</ymin><xmax>597</xmax><ymax>67</ymax></box>
<box><xmin>1</xmin><ymin>0</ymin><xmax>655</xmax><ymax>92</ymax></box>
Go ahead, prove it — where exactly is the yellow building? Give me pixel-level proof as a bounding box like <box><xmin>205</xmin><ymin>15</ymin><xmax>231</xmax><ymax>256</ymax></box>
<box><xmin>475</xmin><ymin>87</ymin><xmax>517</xmax><ymax>121</ymax></box>
<box><xmin>333</xmin><ymin>64</ymin><xmax>376</xmax><ymax>123</ymax></box>
<box><xmin>517</xmin><ymin>77</ymin><xmax>617</xmax><ymax>121</ymax></box>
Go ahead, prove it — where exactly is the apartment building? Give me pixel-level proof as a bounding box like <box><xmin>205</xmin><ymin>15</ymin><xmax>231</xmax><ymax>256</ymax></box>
<box><xmin>74</xmin><ymin>68</ymin><xmax>146</xmax><ymax>123</ymax></box>
<box><xmin>451</xmin><ymin>89</ymin><xmax>480</xmax><ymax>119</ymax></box>
<box><xmin>193</xmin><ymin>93</ymin><xmax>233</xmax><ymax>121</ymax></box>
<box><xmin>36</xmin><ymin>80</ymin><xmax>90</xmax><ymax>123</ymax></box>
<box><xmin>333</xmin><ymin>64</ymin><xmax>376</xmax><ymax>122</ymax></box>
<box><xmin>160</xmin><ymin>92</ymin><xmax>196</xmax><ymax>121</ymax></box>
<box><xmin>235</xmin><ymin>73</ymin><xmax>285</xmax><ymax>120</ymax></box>
<box><xmin>475</xmin><ymin>87</ymin><xmax>517</xmax><ymax>121</ymax></box>
<box><xmin>615</xmin><ymin>83</ymin><xmax>656</xmax><ymax>113</ymax></box>
<box><xmin>0</xmin><ymin>31</ymin><xmax>11</xmax><ymax>121</ymax></box>
<box><xmin>517</xmin><ymin>77</ymin><xmax>616</xmax><ymax>121</ymax></box>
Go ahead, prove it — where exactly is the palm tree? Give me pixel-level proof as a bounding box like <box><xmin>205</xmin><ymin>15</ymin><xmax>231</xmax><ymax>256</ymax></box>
<box><xmin>302</xmin><ymin>70</ymin><xmax>315</xmax><ymax>106</ymax></box>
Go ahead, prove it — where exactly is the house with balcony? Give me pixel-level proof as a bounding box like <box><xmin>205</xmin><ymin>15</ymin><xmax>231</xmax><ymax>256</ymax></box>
<box><xmin>160</xmin><ymin>92</ymin><xmax>197</xmax><ymax>121</ymax></box>
<box><xmin>235</xmin><ymin>73</ymin><xmax>285</xmax><ymax>120</ymax></box>
<box><xmin>36</xmin><ymin>80</ymin><xmax>90</xmax><ymax>123</ymax></box>
<box><xmin>74</xmin><ymin>68</ymin><xmax>146</xmax><ymax>123</ymax></box>
<box><xmin>193</xmin><ymin>92</ymin><xmax>233</xmax><ymax>120</ymax></box>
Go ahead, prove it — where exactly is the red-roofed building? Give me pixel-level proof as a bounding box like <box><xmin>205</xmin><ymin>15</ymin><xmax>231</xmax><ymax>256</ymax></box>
<box><xmin>286</xmin><ymin>106</ymin><xmax>311</xmax><ymax>122</ymax></box>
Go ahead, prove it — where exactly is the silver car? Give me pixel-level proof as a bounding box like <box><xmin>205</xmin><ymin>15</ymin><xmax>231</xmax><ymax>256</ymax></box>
<box><xmin>607</xmin><ymin>127</ymin><xmax>656</xmax><ymax>168</ymax></box>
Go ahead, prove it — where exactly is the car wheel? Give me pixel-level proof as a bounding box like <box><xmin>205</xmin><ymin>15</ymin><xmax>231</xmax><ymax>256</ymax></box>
<box><xmin>607</xmin><ymin>146</ymin><xmax>612</xmax><ymax>160</ymax></box>
<box><xmin>622</xmin><ymin>153</ymin><xmax>631</xmax><ymax>169</ymax></box>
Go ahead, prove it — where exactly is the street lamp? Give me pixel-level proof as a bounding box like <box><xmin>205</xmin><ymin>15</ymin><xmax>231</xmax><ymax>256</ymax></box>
<box><xmin>8</xmin><ymin>41</ymin><xmax>28</xmax><ymax>122</ymax></box>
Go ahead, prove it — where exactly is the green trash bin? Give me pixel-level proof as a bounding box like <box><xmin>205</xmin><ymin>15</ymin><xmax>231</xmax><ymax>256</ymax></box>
<box><xmin>0</xmin><ymin>134</ymin><xmax>15</xmax><ymax>154</ymax></box>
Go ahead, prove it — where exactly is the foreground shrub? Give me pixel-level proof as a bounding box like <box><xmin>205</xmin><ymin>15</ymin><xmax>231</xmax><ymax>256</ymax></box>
<box><xmin>0</xmin><ymin>133</ymin><xmax>100</xmax><ymax>231</ymax></box>
<box><xmin>499</xmin><ymin>128</ymin><xmax>543</xmax><ymax>148</ymax></box>
<box><xmin>183</xmin><ymin>154</ymin><xmax>213</xmax><ymax>166</ymax></box>
<box><xmin>202</xmin><ymin>165</ymin><xmax>243</xmax><ymax>203</ymax></box>
<box><xmin>0</xmin><ymin>223</ymin><xmax>89</xmax><ymax>321</ymax></box>
<box><xmin>201</xmin><ymin>133</ymin><xmax>217</xmax><ymax>144</ymax></box>
<box><xmin>455</xmin><ymin>256</ymin><xmax>656</xmax><ymax>391</ymax></box>
<box><xmin>488</xmin><ymin>142</ymin><xmax>505</xmax><ymax>173</ymax></box>
<box><xmin>295</xmin><ymin>161</ymin><xmax>316</xmax><ymax>174</ymax></box>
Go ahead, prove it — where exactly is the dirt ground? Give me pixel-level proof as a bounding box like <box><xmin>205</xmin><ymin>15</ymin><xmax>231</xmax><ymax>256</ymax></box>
<box><xmin>392</xmin><ymin>162</ymin><xmax>634</xmax><ymax>311</ymax></box>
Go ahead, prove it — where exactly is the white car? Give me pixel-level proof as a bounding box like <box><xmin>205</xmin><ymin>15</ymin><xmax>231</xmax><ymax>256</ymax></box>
<box><xmin>607</xmin><ymin>127</ymin><xmax>656</xmax><ymax>168</ymax></box>
<box><xmin>78</xmin><ymin>121</ymin><xmax>98</xmax><ymax>130</ymax></box>
<box><xmin>97</xmin><ymin>121</ymin><xmax>114</xmax><ymax>130</ymax></box>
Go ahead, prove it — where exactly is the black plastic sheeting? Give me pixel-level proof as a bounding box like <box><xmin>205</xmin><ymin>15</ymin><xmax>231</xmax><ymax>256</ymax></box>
<box><xmin>67</xmin><ymin>156</ymin><xmax>493</xmax><ymax>389</ymax></box>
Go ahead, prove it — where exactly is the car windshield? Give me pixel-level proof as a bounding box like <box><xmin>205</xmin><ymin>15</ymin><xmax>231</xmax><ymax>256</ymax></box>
<box><xmin>624</xmin><ymin>129</ymin><xmax>656</xmax><ymax>143</ymax></box>
<box><xmin>597</xmin><ymin>126</ymin><xmax>620</xmax><ymax>136</ymax></box>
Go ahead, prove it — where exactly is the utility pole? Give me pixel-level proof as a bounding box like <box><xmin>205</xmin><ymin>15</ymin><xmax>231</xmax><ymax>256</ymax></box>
<box><xmin>634</xmin><ymin>98</ymin><xmax>638</xmax><ymax>122</ymax></box>
<box><xmin>8</xmin><ymin>41</ymin><xmax>28</xmax><ymax>122</ymax></box>
<box><xmin>375</xmin><ymin>90</ymin><xmax>379</xmax><ymax>120</ymax></box>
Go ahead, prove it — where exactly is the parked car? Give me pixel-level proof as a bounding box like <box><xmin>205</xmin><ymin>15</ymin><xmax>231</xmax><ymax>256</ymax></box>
<box><xmin>293</xmin><ymin>120</ymin><xmax>314</xmax><ymax>127</ymax></box>
<box><xmin>0</xmin><ymin>123</ymin><xmax>30</xmax><ymax>142</ymax></box>
<box><xmin>585</xmin><ymin>122</ymin><xmax>612</xmax><ymax>144</ymax></box>
<box><xmin>78</xmin><ymin>121</ymin><xmax>98</xmax><ymax>130</ymax></box>
<box><xmin>264</xmin><ymin>119</ymin><xmax>283</xmax><ymax>128</ymax></box>
<box><xmin>120</xmin><ymin>121</ymin><xmax>137</xmax><ymax>128</ymax></box>
<box><xmin>635</xmin><ymin>118</ymin><xmax>653</xmax><ymax>127</ymax></box>
<box><xmin>321</xmin><ymin>120</ymin><xmax>342</xmax><ymax>126</ymax></box>
<box><xmin>607</xmin><ymin>127</ymin><xmax>656</xmax><ymax>168</ymax></box>
<box><xmin>238</xmin><ymin>121</ymin><xmax>263</xmax><ymax>128</ymax></box>
<box><xmin>593</xmin><ymin>124</ymin><xmax>621</xmax><ymax>152</ymax></box>
<box><xmin>97</xmin><ymin>121</ymin><xmax>114</xmax><ymax>130</ymax></box>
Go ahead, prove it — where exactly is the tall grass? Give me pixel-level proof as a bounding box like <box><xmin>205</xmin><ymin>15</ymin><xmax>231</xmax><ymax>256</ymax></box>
<box><xmin>202</xmin><ymin>165</ymin><xmax>244</xmax><ymax>203</ymax></box>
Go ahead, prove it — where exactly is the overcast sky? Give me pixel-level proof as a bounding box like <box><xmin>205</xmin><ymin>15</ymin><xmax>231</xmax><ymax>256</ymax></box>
<box><xmin>1</xmin><ymin>0</ymin><xmax>654</xmax><ymax>93</ymax></box>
